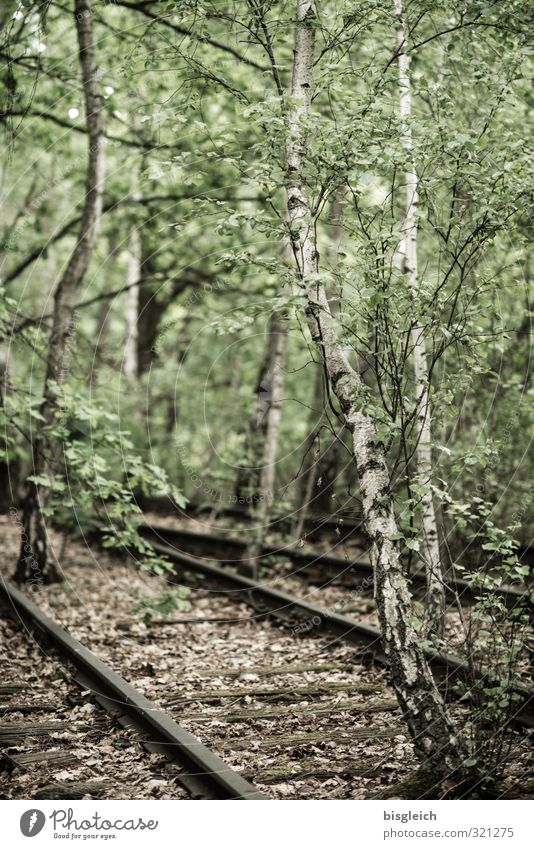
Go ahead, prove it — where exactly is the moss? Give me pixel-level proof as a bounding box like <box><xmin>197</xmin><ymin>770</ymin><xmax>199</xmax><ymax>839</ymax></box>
<box><xmin>370</xmin><ymin>768</ymin><xmax>439</xmax><ymax>800</ymax></box>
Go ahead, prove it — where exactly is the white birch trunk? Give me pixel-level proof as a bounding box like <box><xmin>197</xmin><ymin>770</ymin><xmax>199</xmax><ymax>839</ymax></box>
<box><xmin>394</xmin><ymin>0</ymin><xmax>445</xmax><ymax>636</ymax></box>
<box><xmin>246</xmin><ymin>311</ymin><xmax>288</xmax><ymax>574</ymax></box>
<box><xmin>123</xmin><ymin>193</ymin><xmax>141</xmax><ymax>382</ymax></box>
<box><xmin>236</xmin><ymin>315</ymin><xmax>281</xmax><ymax>499</ymax></box>
<box><xmin>293</xmin><ymin>190</ymin><xmax>346</xmax><ymax>541</ymax></box>
<box><xmin>283</xmin><ymin>0</ymin><xmax>466</xmax><ymax>774</ymax></box>
<box><xmin>293</xmin><ymin>362</ymin><xmax>325</xmax><ymax>542</ymax></box>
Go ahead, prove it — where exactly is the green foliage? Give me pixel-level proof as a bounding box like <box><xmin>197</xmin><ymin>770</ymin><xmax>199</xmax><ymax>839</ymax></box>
<box><xmin>133</xmin><ymin>586</ymin><xmax>192</xmax><ymax>625</ymax></box>
<box><xmin>43</xmin><ymin>385</ymin><xmax>185</xmax><ymax>580</ymax></box>
<box><xmin>444</xmin><ymin>495</ymin><xmax>532</xmax><ymax>784</ymax></box>
<box><xmin>0</xmin><ymin>0</ymin><xmax>532</xmax><ymax>764</ymax></box>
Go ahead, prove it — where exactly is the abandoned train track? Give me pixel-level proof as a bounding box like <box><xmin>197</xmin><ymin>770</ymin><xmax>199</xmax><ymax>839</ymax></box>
<box><xmin>0</xmin><ymin>554</ymin><xmax>429</xmax><ymax>799</ymax></box>
<box><xmin>135</xmin><ymin>529</ymin><xmax>534</xmax><ymax>731</ymax></box>
<box><xmin>0</xmin><ymin>577</ymin><xmax>264</xmax><ymax>800</ymax></box>
<box><xmin>1</xmin><ymin>511</ymin><xmax>532</xmax><ymax>800</ymax></box>
<box><xmin>138</xmin><ymin>521</ymin><xmax>529</xmax><ymax>611</ymax></box>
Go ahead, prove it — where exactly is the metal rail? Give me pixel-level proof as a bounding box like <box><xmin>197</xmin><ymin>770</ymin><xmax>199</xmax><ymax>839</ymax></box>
<box><xmin>139</xmin><ymin>522</ymin><xmax>529</xmax><ymax>610</ymax></box>
<box><xmin>0</xmin><ymin>577</ymin><xmax>265</xmax><ymax>800</ymax></box>
<box><xmin>136</xmin><ymin>495</ymin><xmax>363</xmax><ymax>535</ymax></box>
<box><xmin>140</xmin><ymin>536</ymin><xmax>534</xmax><ymax>730</ymax></box>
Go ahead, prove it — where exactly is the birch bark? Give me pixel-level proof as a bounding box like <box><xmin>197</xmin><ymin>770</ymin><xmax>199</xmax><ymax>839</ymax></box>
<box><xmin>246</xmin><ymin>311</ymin><xmax>288</xmax><ymax>575</ymax></box>
<box><xmin>123</xmin><ymin>174</ymin><xmax>141</xmax><ymax>382</ymax></box>
<box><xmin>283</xmin><ymin>0</ymin><xmax>466</xmax><ymax>773</ymax></box>
<box><xmin>394</xmin><ymin>0</ymin><xmax>445</xmax><ymax>636</ymax></box>
<box><xmin>236</xmin><ymin>313</ymin><xmax>282</xmax><ymax>500</ymax></box>
<box><xmin>294</xmin><ymin>193</ymin><xmax>346</xmax><ymax>539</ymax></box>
<box><xmin>293</xmin><ymin>362</ymin><xmax>325</xmax><ymax>542</ymax></box>
<box><xmin>16</xmin><ymin>0</ymin><xmax>106</xmax><ymax>582</ymax></box>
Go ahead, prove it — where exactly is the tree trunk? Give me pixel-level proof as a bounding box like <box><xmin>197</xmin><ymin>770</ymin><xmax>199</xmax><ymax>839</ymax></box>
<box><xmin>235</xmin><ymin>315</ymin><xmax>280</xmax><ymax>501</ymax></box>
<box><xmin>136</xmin><ymin>254</ymin><xmax>167</xmax><ymax>377</ymax></box>
<box><xmin>89</xmin><ymin>236</ymin><xmax>117</xmax><ymax>383</ymax></box>
<box><xmin>294</xmin><ymin>194</ymin><xmax>347</xmax><ymax>538</ymax></box>
<box><xmin>283</xmin><ymin>0</ymin><xmax>467</xmax><ymax>777</ymax></box>
<box><xmin>123</xmin><ymin>175</ymin><xmax>141</xmax><ymax>382</ymax></box>
<box><xmin>0</xmin><ymin>344</ymin><xmax>19</xmax><ymax>512</ymax></box>
<box><xmin>15</xmin><ymin>0</ymin><xmax>106</xmax><ymax>584</ymax></box>
<box><xmin>394</xmin><ymin>0</ymin><xmax>445</xmax><ymax>636</ymax></box>
<box><xmin>293</xmin><ymin>362</ymin><xmax>326</xmax><ymax>541</ymax></box>
<box><xmin>165</xmin><ymin>318</ymin><xmax>193</xmax><ymax>434</ymax></box>
<box><xmin>246</xmin><ymin>311</ymin><xmax>288</xmax><ymax>574</ymax></box>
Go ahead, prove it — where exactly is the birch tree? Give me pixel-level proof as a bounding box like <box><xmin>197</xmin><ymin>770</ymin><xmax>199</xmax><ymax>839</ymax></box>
<box><xmin>236</xmin><ymin>313</ymin><xmax>285</xmax><ymax>501</ymax></box>
<box><xmin>292</xmin><ymin>363</ymin><xmax>326</xmax><ymax>542</ymax></box>
<box><xmin>246</xmin><ymin>310</ymin><xmax>288</xmax><ymax>574</ymax></box>
<box><xmin>16</xmin><ymin>0</ymin><xmax>106</xmax><ymax>582</ymax></box>
<box><xmin>123</xmin><ymin>170</ymin><xmax>142</xmax><ymax>382</ymax></box>
<box><xmin>282</xmin><ymin>0</ymin><xmax>467</xmax><ymax>776</ymax></box>
<box><xmin>293</xmin><ymin>193</ymin><xmax>347</xmax><ymax>540</ymax></box>
<box><xmin>394</xmin><ymin>0</ymin><xmax>445</xmax><ymax>636</ymax></box>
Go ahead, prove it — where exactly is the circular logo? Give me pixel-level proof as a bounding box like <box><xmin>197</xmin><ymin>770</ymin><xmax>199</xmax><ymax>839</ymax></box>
<box><xmin>20</xmin><ymin>810</ymin><xmax>46</xmax><ymax>837</ymax></box>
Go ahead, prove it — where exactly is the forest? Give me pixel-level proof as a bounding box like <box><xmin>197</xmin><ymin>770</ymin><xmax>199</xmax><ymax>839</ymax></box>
<box><xmin>0</xmin><ymin>0</ymin><xmax>532</xmax><ymax>804</ymax></box>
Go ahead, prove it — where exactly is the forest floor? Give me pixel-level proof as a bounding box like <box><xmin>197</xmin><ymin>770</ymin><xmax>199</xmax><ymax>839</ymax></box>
<box><xmin>142</xmin><ymin>511</ymin><xmax>532</xmax><ymax>669</ymax></box>
<box><xmin>0</xmin><ymin>609</ymin><xmax>189</xmax><ymax>800</ymax></box>
<box><xmin>0</xmin><ymin>514</ymin><xmax>532</xmax><ymax>800</ymax></box>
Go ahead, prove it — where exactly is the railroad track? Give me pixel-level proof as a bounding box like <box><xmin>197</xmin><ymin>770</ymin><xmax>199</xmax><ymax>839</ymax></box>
<box><xmin>3</xmin><ymin>527</ymin><xmax>531</xmax><ymax>800</ymax></box>
<box><xmin>0</xmin><ymin>577</ymin><xmax>264</xmax><ymax>800</ymax></box>
<box><xmin>136</xmin><ymin>495</ymin><xmax>364</xmax><ymax>544</ymax></box>
<box><xmin>138</xmin><ymin>521</ymin><xmax>529</xmax><ymax>612</ymax></box>
<box><xmin>135</xmin><ymin>528</ymin><xmax>534</xmax><ymax>731</ymax></box>
<box><xmin>0</xmin><ymin>560</ymin><xmax>425</xmax><ymax>799</ymax></box>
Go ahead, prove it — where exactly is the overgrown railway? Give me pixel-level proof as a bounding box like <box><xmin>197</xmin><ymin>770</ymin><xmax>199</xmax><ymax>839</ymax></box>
<box><xmin>138</xmin><ymin>518</ymin><xmax>529</xmax><ymax>612</ymax></box>
<box><xmin>0</xmin><ymin>510</ymin><xmax>531</xmax><ymax>801</ymax></box>
<box><xmin>0</xmin><ymin>567</ymin><xmax>422</xmax><ymax>800</ymax></box>
<box><xmin>137</xmin><ymin>496</ymin><xmax>531</xmax><ymax>600</ymax></box>
<box><xmin>135</xmin><ymin>525</ymin><xmax>534</xmax><ymax>730</ymax></box>
<box><xmin>0</xmin><ymin>578</ymin><xmax>263</xmax><ymax>800</ymax></box>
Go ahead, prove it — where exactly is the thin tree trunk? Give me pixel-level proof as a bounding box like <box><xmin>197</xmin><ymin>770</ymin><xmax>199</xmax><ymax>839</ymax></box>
<box><xmin>90</xmin><ymin>235</ymin><xmax>117</xmax><ymax>383</ymax></box>
<box><xmin>123</xmin><ymin>174</ymin><xmax>141</xmax><ymax>382</ymax></box>
<box><xmin>283</xmin><ymin>0</ymin><xmax>467</xmax><ymax>777</ymax></box>
<box><xmin>0</xmin><ymin>344</ymin><xmax>18</xmax><ymax>512</ymax></box>
<box><xmin>394</xmin><ymin>0</ymin><xmax>445</xmax><ymax>636</ymax></box>
<box><xmin>136</xmin><ymin>254</ymin><xmax>168</xmax><ymax>377</ymax></box>
<box><xmin>246</xmin><ymin>311</ymin><xmax>288</xmax><ymax>574</ymax></box>
<box><xmin>123</xmin><ymin>256</ymin><xmax>140</xmax><ymax>380</ymax></box>
<box><xmin>15</xmin><ymin>0</ymin><xmax>106</xmax><ymax>583</ymax></box>
<box><xmin>293</xmin><ymin>362</ymin><xmax>325</xmax><ymax>541</ymax></box>
<box><xmin>166</xmin><ymin>318</ymin><xmax>193</xmax><ymax>434</ymax></box>
<box><xmin>235</xmin><ymin>318</ymin><xmax>280</xmax><ymax>501</ymax></box>
<box><xmin>293</xmin><ymin>193</ymin><xmax>346</xmax><ymax>538</ymax></box>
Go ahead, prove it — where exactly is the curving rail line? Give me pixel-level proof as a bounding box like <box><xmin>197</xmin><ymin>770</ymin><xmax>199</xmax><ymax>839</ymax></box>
<box><xmin>136</xmin><ymin>530</ymin><xmax>534</xmax><ymax>731</ymax></box>
<box><xmin>0</xmin><ymin>576</ymin><xmax>265</xmax><ymax>800</ymax></box>
<box><xmin>138</xmin><ymin>521</ymin><xmax>529</xmax><ymax>610</ymax></box>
